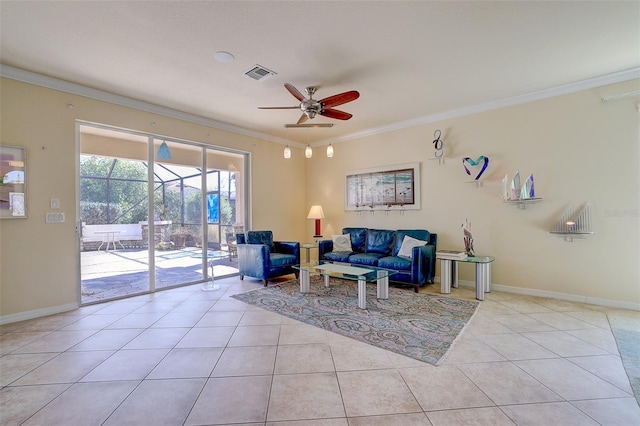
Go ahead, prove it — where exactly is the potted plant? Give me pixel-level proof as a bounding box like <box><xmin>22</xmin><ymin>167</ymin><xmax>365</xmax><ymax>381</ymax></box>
<box><xmin>170</xmin><ymin>226</ymin><xmax>192</xmax><ymax>249</ymax></box>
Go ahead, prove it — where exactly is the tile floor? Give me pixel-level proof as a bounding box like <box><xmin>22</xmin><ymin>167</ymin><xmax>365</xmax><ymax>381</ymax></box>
<box><xmin>1</xmin><ymin>277</ymin><xmax>639</xmax><ymax>425</ymax></box>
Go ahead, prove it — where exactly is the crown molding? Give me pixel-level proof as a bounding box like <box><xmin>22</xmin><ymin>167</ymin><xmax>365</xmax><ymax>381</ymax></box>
<box><xmin>315</xmin><ymin>67</ymin><xmax>640</xmax><ymax>146</ymax></box>
<box><xmin>3</xmin><ymin>64</ymin><xmax>637</xmax><ymax>149</ymax></box>
<box><xmin>0</xmin><ymin>64</ymin><xmax>306</xmax><ymax>148</ymax></box>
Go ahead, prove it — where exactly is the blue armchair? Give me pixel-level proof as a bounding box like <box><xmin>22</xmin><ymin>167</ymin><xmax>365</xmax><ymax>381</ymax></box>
<box><xmin>236</xmin><ymin>230</ymin><xmax>300</xmax><ymax>286</ymax></box>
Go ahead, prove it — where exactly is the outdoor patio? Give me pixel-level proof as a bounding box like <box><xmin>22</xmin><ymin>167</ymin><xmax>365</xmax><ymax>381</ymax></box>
<box><xmin>81</xmin><ymin>247</ymin><xmax>239</xmax><ymax>304</ymax></box>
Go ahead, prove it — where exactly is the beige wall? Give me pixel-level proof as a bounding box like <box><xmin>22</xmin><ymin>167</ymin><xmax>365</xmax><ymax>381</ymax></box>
<box><xmin>1</xmin><ymin>76</ymin><xmax>639</xmax><ymax>323</ymax></box>
<box><xmin>307</xmin><ymin>79</ymin><xmax>640</xmax><ymax>308</ymax></box>
<box><xmin>0</xmin><ymin>78</ymin><xmax>307</xmax><ymax>320</ymax></box>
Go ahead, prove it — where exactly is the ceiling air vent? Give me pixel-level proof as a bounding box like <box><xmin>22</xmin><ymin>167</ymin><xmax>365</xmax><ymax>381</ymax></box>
<box><xmin>244</xmin><ymin>64</ymin><xmax>277</xmax><ymax>81</ymax></box>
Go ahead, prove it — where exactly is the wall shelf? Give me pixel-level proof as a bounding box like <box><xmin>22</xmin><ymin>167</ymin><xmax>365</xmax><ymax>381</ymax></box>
<box><xmin>549</xmin><ymin>231</ymin><xmax>595</xmax><ymax>242</ymax></box>
<box><xmin>504</xmin><ymin>197</ymin><xmax>543</xmax><ymax>209</ymax></box>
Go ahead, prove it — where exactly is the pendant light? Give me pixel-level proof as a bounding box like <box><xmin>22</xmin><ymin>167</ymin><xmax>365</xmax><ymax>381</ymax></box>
<box><xmin>326</xmin><ymin>143</ymin><xmax>334</xmax><ymax>158</ymax></box>
<box><xmin>305</xmin><ymin>145</ymin><xmax>313</xmax><ymax>158</ymax></box>
<box><xmin>283</xmin><ymin>145</ymin><xmax>291</xmax><ymax>159</ymax></box>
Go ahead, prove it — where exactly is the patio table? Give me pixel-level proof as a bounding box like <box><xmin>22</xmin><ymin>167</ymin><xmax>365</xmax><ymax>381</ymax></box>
<box><xmin>190</xmin><ymin>250</ymin><xmax>230</xmax><ymax>291</ymax></box>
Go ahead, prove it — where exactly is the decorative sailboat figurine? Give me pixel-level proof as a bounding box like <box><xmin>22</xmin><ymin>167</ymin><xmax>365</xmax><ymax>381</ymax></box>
<box><xmin>503</xmin><ymin>171</ymin><xmax>542</xmax><ymax>207</ymax></box>
<box><xmin>550</xmin><ymin>204</ymin><xmax>595</xmax><ymax>241</ymax></box>
<box><xmin>510</xmin><ymin>171</ymin><xmax>521</xmax><ymax>200</ymax></box>
<box><xmin>520</xmin><ymin>174</ymin><xmax>535</xmax><ymax>199</ymax></box>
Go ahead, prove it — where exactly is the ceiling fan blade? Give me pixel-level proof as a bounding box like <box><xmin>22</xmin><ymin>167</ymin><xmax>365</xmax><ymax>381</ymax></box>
<box><xmin>285</xmin><ymin>83</ymin><xmax>306</xmax><ymax>102</ymax></box>
<box><xmin>320</xmin><ymin>108</ymin><xmax>353</xmax><ymax>120</ymax></box>
<box><xmin>297</xmin><ymin>113</ymin><xmax>308</xmax><ymax>124</ymax></box>
<box><xmin>257</xmin><ymin>106</ymin><xmax>300</xmax><ymax>109</ymax></box>
<box><xmin>319</xmin><ymin>91</ymin><xmax>360</xmax><ymax>108</ymax></box>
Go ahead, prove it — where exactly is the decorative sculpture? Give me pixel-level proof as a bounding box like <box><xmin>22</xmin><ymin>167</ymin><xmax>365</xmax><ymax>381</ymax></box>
<box><xmin>503</xmin><ymin>171</ymin><xmax>537</xmax><ymax>201</ymax></box>
<box><xmin>432</xmin><ymin>129</ymin><xmax>444</xmax><ymax>158</ymax></box>
<box><xmin>462</xmin><ymin>156</ymin><xmax>489</xmax><ymax>180</ymax></box>
<box><xmin>510</xmin><ymin>170</ymin><xmax>521</xmax><ymax>200</ymax></box>
<box><xmin>462</xmin><ymin>218</ymin><xmax>475</xmax><ymax>256</ymax></box>
<box><xmin>521</xmin><ymin>174</ymin><xmax>535</xmax><ymax>200</ymax></box>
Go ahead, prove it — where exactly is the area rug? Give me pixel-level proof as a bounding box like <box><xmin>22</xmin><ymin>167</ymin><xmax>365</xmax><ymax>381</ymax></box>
<box><xmin>231</xmin><ymin>276</ymin><xmax>479</xmax><ymax>365</ymax></box>
<box><xmin>608</xmin><ymin>313</ymin><xmax>640</xmax><ymax>406</ymax></box>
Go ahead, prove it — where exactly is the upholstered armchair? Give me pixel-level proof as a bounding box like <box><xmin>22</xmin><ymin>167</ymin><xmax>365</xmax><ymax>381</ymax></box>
<box><xmin>236</xmin><ymin>230</ymin><xmax>300</xmax><ymax>286</ymax></box>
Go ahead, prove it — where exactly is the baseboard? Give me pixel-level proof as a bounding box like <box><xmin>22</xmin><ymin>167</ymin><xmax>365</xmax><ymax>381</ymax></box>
<box><xmin>0</xmin><ymin>303</ymin><xmax>79</xmax><ymax>325</ymax></box>
<box><xmin>435</xmin><ymin>277</ymin><xmax>640</xmax><ymax>312</ymax></box>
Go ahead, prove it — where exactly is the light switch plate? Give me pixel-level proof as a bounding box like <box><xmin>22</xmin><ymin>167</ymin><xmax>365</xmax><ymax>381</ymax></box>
<box><xmin>45</xmin><ymin>212</ymin><xmax>65</xmax><ymax>223</ymax></box>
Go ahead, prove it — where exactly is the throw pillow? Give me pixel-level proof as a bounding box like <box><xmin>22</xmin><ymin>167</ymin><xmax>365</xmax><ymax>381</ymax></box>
<box><xmin>397</xmin><ymin>235</ymin><xmax>427</xmax><ymax>259</ymax></box>
<box><xmin>332</xmin><ymin>234</ymin><xmax>353</xmax><ymax>252</ymax></box>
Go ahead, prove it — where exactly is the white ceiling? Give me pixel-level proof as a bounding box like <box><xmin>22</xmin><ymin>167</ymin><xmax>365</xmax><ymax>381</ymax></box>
<box><xmin>1</xmin><ymin>1</ymin><xmax>639</xmax><ymax>144</ymax></box>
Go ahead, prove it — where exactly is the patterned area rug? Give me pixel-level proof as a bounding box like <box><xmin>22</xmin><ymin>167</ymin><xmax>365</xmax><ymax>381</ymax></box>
<box><xmin>609</xmin><ymin>313</ymin><xmax>640</xmax><ymax>406</ymax></box>
<box><xmin>232</xmin><ymin>276</ymin><xmax>479</xmax><ymax>365</ymax></box>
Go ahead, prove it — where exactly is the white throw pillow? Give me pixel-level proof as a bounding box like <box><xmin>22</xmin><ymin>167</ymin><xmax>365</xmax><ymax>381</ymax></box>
<box><xmin>332</xmin><ymin>234</ymin><xmax>353</xmax><ymax>252</ymax></box>
<box><xmin>397</xmin><ymin>235</ymin><xmax>427</xmax><ymax>259</ymax></box>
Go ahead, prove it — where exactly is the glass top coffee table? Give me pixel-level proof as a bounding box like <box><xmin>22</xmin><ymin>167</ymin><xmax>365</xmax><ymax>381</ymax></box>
<box><xmin>293</xmin><ymin>261</ymin><xmax>398</xmax><ymax>309</ymax></box>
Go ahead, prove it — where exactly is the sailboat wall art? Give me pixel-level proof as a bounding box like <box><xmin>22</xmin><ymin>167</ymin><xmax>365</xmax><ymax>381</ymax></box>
<box><xmin>503</xmin><ymin>171</ymin><xmax>542</xmax><ymax>206</ymax></box>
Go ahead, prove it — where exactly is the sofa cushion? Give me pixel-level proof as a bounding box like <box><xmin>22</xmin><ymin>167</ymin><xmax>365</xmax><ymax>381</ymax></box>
<box><xmin>378</xmin><ymin>256</ymin><xmax>411</xmax><ymax>271</ymax></box>
<box><xmin>332</xmin><ymin>234</ymin><xmax>353</xmax><ymax>252</ymax></box>
<box><xmin>343</xmin><ymin>227</ymin><xmax>367</xmax><ymax>253</ymax></box>
<box><xmin>366</xmin><ymin>229</ymin><xmax>395</xmax><ymax>255</ymax></box>
<box><xmin>397</xmin><ymin>235</ymin><xmax>428</xmax><ymax>259</ymax></box>
<box><xmin>348</xmin><ymin>252</ymin><xmax>385</xmax><ymax>266</ymax></box>
<box><xmin>323</xmin><ymin>251</ymin><xmax>353</xmax><ymax>263</ymax></box>
<box><xmin>270</xmin><ymin>253</ymin><xmax>297</xmax><ymax>268</ymax></box>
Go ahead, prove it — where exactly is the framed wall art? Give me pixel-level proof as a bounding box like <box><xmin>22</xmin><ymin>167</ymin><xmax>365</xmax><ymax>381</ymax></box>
<box><xmin>0</xmin><ymin>144</ymin><xmax>27</xmax><ymax>219</ymax></box>
<box><xmin>345</xmin><ymin>162</ymin><xmax>421</xmax><ymax>211</ymax></box>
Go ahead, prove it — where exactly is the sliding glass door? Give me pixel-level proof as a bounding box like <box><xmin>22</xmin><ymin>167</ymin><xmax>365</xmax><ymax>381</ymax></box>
<box><xmin>78</xmin><ymin>124</ymin><xmax>247</xmax><ymax>304</ymax></box>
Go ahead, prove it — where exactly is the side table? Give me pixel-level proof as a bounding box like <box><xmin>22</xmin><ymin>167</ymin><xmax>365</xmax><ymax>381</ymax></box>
<box><xmin>438</xmin><ymin>255</ymin><xmax>495</xmax><ymax>300</ymax></box>
<box><xmin>301</xmin><ymin>243</ymin><xmax>319</xmax><ymax>263</ymax></box>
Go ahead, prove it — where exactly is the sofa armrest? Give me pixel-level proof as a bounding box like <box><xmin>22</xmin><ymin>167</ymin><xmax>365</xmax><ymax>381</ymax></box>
<box><xmin>274</xmin><ymin>241</ymin><xmax>301</xmax><ymax>263</ymax></box>
<box><xmin>237</xmin><ymin>243</ymin><xmax>271</xmax><ymax>278</ymax></box>
<box><xmin>413</xmin><ymin>244</ymin><xmax>436</xmax><ymax>283</ymax></box>
<box><xmin>318</xmin><ymin>240</ymin><xmax>333</xmax><ymax>260</ymax></box>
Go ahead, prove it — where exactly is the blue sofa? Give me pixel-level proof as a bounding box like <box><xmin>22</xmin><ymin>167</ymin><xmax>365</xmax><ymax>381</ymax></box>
<box><xmin>237</xmin><ymin>230</ymin><xmax>300</xmax><ymax>286</ymax></box>
<box><xmin>318</xmin><ymin>227</ymin><xmax>437</xmax><ymax>292</ymax></box>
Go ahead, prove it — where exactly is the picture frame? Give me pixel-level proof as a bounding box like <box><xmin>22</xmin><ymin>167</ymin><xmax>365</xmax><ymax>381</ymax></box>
<box><xmin>0</xmin><ymin>144</ymin><xmax>27</xmax><ymax>219</ymax></box>
<box><xmin>345</xmin><ymin>162</ymin><xmax>420</xmax><ymax>211</ymax></box>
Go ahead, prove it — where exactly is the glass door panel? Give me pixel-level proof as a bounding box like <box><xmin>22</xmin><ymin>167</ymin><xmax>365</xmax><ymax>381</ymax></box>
<box><xmin>153</xmin><ymin>140</ymin><xmax>205</xmax><ymax>289</ymax></box>
<box><xmin>79</xmin><ymin>127</ymin><xmax>151</xmax><ymax>304</ymax></box>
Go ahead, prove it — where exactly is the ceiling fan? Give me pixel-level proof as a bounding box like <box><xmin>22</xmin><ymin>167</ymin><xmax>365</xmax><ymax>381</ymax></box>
<box><xmin>258</xmin><ymin>83</ymin><xmax>360</xmax><ymax>124</ymax></box>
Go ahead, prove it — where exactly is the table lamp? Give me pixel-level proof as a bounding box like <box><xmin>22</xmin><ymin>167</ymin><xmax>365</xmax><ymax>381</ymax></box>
<box><xmin>307</xmin><ymin>205</ymin><xmax>325</xmax><ymax>238</ymax></box>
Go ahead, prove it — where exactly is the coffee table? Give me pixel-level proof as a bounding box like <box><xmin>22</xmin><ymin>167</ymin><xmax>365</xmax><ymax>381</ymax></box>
<box><xmin>293</xmin><ymin>261</ymin><xmax>398</xmax><ymax>309</ymax></box>
<box><xmin>438</xmin><ymin>255</ymin><xmax>495</xmax><ymax>300</ymax></box>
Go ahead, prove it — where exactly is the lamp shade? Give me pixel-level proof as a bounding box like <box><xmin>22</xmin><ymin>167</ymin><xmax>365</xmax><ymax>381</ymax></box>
<box><xmin>305</xmin><ymin>145</ymin><xmax>313</xmax><ymax>158</ymax></box>
<box><xmin>283</xmin><ymin>145</ymin><xmax>291</xmax><ymax>159</ymax></box>
<box><xmin>326</xmin><ymin>144</ymin><xmax>334</xmax><ymax>158</ymax></box>
<box><xmin>307</xmin><ymin>205</ymin><xmax>325</xmax><ymax>219</ymax></box>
